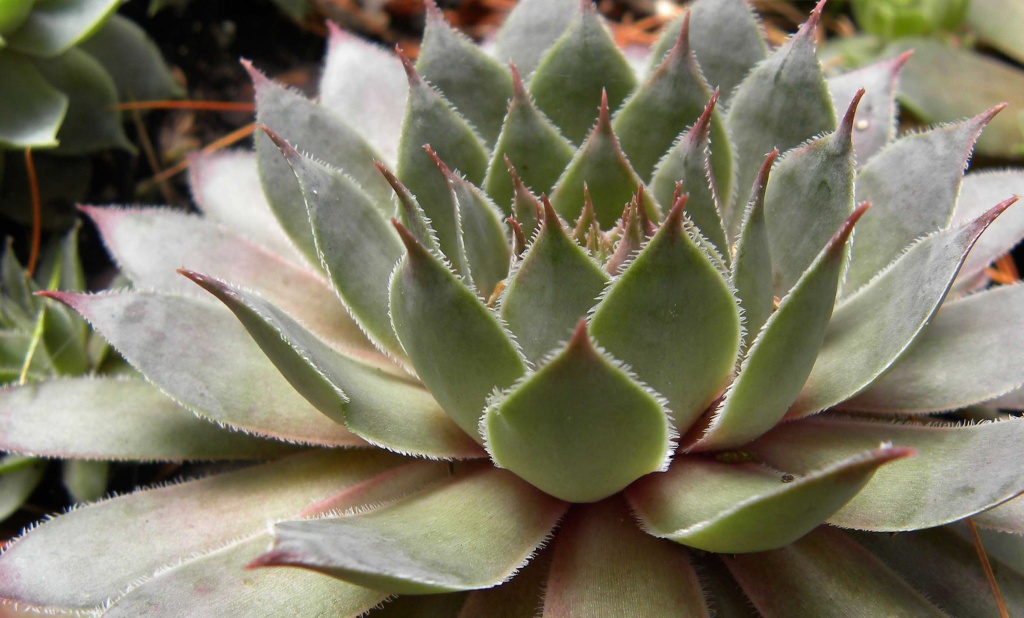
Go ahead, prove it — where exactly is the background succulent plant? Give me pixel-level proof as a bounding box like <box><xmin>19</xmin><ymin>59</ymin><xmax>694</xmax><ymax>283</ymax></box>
<box><xmin>2</xmin><ymin>0</ymin><xmax>1024</xmax><ymax>614</ymax></box>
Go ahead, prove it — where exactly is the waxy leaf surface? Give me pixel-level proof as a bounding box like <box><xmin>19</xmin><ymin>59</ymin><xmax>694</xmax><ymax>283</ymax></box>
<box><xmin>6</xmin><ymin>0</ymin><xmax>118</xmax><ymax>57</ymax></box>
<box><xmin>827</xmin><ymin>54</ymin><xmax>907</xmax><ymax>165</ymax></box>
<box><xmin>493</xmin><ymin>0</ymin><xmax>577</xmax><ymax>77</ymax></box>
<box><xmin>0</xmin><ymin>52</ymin><xmax>66</xmax><ymax>148</ymax></box>
<box><xmin>952</xmin><ymin>171</ymin><xmax>1024</xmax><ymax>287</ymax></box>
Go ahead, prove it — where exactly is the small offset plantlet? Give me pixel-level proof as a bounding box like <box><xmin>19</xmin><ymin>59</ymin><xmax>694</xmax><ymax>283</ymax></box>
<box><xmin>3</xmin><ymin>0</ymin><xmax>1024</xmax><ymax>614</ymax></box>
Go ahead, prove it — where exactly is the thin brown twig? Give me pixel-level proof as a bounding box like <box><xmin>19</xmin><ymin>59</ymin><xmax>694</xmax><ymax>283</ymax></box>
<box><xmin>141</xmin><ymin>122</ymin><xmax>257</xmax><ymax>190</ymax></box>
<box><xmin>966</xmin><ymin>518</ymin><xmax>1010</xmax><ymax>618</ymax></box>
<box><xmin>24</xmin><ymin>148</ymin><xmax>41</xmax><ymax>278</ymax></box>
<box><xmin>111</xmin><ymin>100</ymin><xmax>255</xmax><ymax>112</ymax></box>
<box><xmin>128</xmin><ymin>103</ymin><xmax>177</xmax><ymax>204</ymax></box>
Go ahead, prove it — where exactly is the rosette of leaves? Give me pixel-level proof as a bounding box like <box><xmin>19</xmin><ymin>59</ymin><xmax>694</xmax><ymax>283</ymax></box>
<box><xmin>3</xmin><ymin>0</ymin><xmax>1024</xmax><ymax>614</ymax></box>
<box><xmin>828</xmin><ymin>0</ymin><xmax>1024</xmax><ymax>158</ymax></box>
<box><xmin>0</xmin><ymin>0</ymin><xmax>181</xmax><ymax>227</ymax></box>
<box><xmin>0</xmin><ymin>228</ymin><xmax>129</xmax><ymax>523</ymax></box>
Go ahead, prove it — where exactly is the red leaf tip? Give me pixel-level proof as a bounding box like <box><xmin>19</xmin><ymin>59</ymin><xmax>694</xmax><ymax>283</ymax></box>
<box><xmin>259</xmin><ymin>125</ymin><xmax>299</xmax><ymax>162</ymax></box>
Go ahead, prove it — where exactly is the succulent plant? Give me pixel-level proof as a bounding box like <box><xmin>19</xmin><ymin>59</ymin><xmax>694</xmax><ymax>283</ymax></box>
<box><xmin>3</xmin><ymin>0</ymin><xmax>1024</xmax><ymax>614</ymax></box>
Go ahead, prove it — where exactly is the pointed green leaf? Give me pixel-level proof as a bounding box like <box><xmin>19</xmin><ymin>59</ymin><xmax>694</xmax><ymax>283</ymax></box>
<box><xmin>0</xmin><ymin>450</ymin><xmax>405</xmax><ymax>612</ymax></box>
<box><xmin>31</xmin><ymin>47</ymin><xmax>132</xmax><ymax>154</ymax></box>
<box><xmin>483</xmin><ymin>66</ymin><xmax>574</xmax><ymax>214</ymax></box>
<box><xmin>852</xmin><ymin>527</ymin><xmax>1024</xmax><ymax>617</ymax></box>
<box><xmin>500</xmin><ymin>200</ymin><xmax>609</xmax><ymax>363</ymax></box>
<box><xmin>255</xmin><ymin>466</ymin><xmax>567</xmax><ymax>594</ymax></box>
<box><xmin>696</xmin><ymin>206</ymin><xmax>865</xmax><ymax>450</ymax></box>
<box><xmin>723</xmin><ymin>528</ymin><xmax>945</xmax><ymax>616</ymax></box>
<box><xmin>389</xmin><ymin>223</ymin><xmax>526</xmax><ymax>440</ymax></box>
<box><xmin>0</xmin><ymin>455</ymin><xmax>45</xmax><ymax>522</ymax></box>
<box><xmin>687</xmin><ymin>0</ymin><xmax>767</xmax><ymax>106</ymax></box>
<box><xmin>650</xmin><ymin>94</ymin><xmax>729</xmax><ymax>260</ymax></box>
<box><xmin>550</xmin><ymin>94</ymin><xmax>658</xmax><ymax>229</ymax></box>
<box><xmin>628</xmin><ymin>446</ymin><xmax>910</xmax><ymax>553</ymax></box>
<box><xmin>952</xmin><ymin>171</ymin><xmax>1024</xmax><ymax>287</ymax></box>
<box><xmin>590</xmin><ymin>199</ymin><xmax>741</xmax><ymax>431</ymax></box>
<box><xmin>84</xmin><ymin>205</ymin><xmax>368</xmax><ymax>349</ymax></box>
<box><xmin>529</xmin><ymin>3</ymin><xmax>637</xmax><ymax>145</ymax></box>
<box><xmin>484</xmin><ymin>321</ymin><xmax>673</xmax><ymax>503</ymax></box>
<box><xmin>319</xmin><ymin>23</ymin><xmax>407</xmax><ymax>166</ymax></box>
<box><xmin>0</xmin><ymin>52</ymin><xmax>67</xmax><ymax>148</ymax></box>
<box><xmin>542</xmin><ymin>498</ymin><xmax>707</xmax><ymax>617</ymax></box>
<box><xmin>845</xmin><ymin>107</ymin><xmax>1000</xmax><ymax>292</ymax></box>
<box><xmin>77</xmin><ymin>14</ymin><xmax>183</xmax><ymax>102</ymax></box>
<box><xmin>765</xmin><ymin>92</ymin><xmax>858</xmax><ymax>297</ymax></box>
<box><xmin>430</xmin><ymin>152</ymin><xmax>511</xmax><ymax>298</ymax></box>
<box><xmin>724</xmin><ymin>2</ymin><xmax>834</xmax><ymax>234</ymax></box>
<box><xmin>0</xmin><ymin>377</ymin><xmax>299</xmax><ymax>460</ymax></box>
<box><xmin>615</xmin><ymin>13</ymin><xmax>727</xmax><ymax>187</ymax></box>
<box><xmin>418</xmin><ymin>2</ymin><xmax>513</xmax><ymax>147</ymax></box>
<box><xmin>827</xmin><ymin>53</ymin><xmax>909</xmax><ymax>166</ymax></box>
<box><xmin>267</xmin><ymin>133</ymin><xmax>407</xmax><ymax>357</ymax></box>
<box><xmin>103</xmin><ymin>462</ymin><xmax>449</xmax><ymax>617</ymax></box>
<box><xmin>6</xmin><ymin>0</ymin><xmax>118</xmax><ymax>57</ymax></box>
<box><xmin>790</xmin><ymin>199</ymin><xmax>1015</xmax><ymax>417</ymax></box>
<box><xmin>184</xmin><ymin>271</ymin><xmax>482</xmax><ymax>460</ymax></box>
<box><xmin>747</xmin><ymin>416</ymin><xmax>1024</xmax><ymax>530</ymax></box>
<box><xmin>731</xmin><ymin>150</ymin><xmax>777</xmax><ymax>345</ymax></box>
<box><xmin>848</xmin><ymin>283</ymin><xmax>1024</xmax><ymax>413</ymax></box>
<box><xmin>378</xmin><ymin>162</ymin><xmax>443</xmax><ymax>254</ymax></box>
<box><xmin>188</xmin><ymin>150</ymin><xmax>307</xmax><ymax>264</ymax></box>
<box><xmin>493</xmin><ymin>0</ymin><xmax>577</xmax><ymax>76</ymax></box>
<box><xmin>252</xmin><ymin>63</ymin><xmax>390</xmax><ymax>264</ymax></box>
<box><xmin>46</xmin><ymin>291</ymin><xmax>365</xmax><ymax>447</ymax></box>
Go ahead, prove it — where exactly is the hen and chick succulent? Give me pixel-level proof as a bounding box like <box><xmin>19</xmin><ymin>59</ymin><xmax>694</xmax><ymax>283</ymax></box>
<box><xmin>3</xmin><ymin>0</ymin><xmax>1024</xmax><ymax>614</ymax></box>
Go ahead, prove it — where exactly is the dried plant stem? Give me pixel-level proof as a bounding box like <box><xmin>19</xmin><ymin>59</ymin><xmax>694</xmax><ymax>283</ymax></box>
<box><xmin>23</xmin><ymin>148</ymin><xmax>41</xmax><ymax>278</ymax></box>
<box><xmin>112</xmin><ymin>100</ymin><xmax>255</xmax><ymax>112</ymax></box>
<box><xmin>128</xmin><ymin>103</ymin><xmax>177</xmax><ymax>204</ymax></box>
<box><xmin>142</xmin><ymin>122</ymin><xmax>256</xmax><ymax>190</ymax></box>
<box><xmin>966</xmin><ymin>518</ymin><xmax>1010</xmax><ymax>618</ymax></box>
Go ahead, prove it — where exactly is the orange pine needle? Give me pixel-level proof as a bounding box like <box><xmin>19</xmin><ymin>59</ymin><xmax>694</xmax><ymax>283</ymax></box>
<box><xmin>985</xmin><ymin>254</ymin><xmax>1021</xmax><ymax>285</ymax></box>
<box><xmin>111</xmin><ymin>100</ymin><xmax>255</xmax><ymax>112</ymax></box>
<box><xmin>967</xmin><ymin>519</ymin><xmax>1010</xmax><ymax>618</ymax></box>
<box><xmin>24</xmin><ymin>148</ymin><xmax>41</xmax><ymax>278</ymax></box>
<box><xmin>144</xmin><ymin>122</ymin><xmax>256</xmax><ymax>188</ymax></box>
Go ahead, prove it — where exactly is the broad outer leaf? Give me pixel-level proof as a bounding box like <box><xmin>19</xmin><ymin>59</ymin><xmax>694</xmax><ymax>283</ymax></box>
<box><xmin>550</xmin><ymin>93</ymin><xmax>658</xmax><ymax>230</ymax></box>
<box><xmin>103</xmin><ymin>462</ymin><xmax>450</xmax><ymax>617</ymax></box>
<box><xmin>845</xmin><ymin>107</ymin><xmax>998</xmax><ymax>292</ymax></box>
<box><xmin>694</xmin><ymin>206</ymin><xmax>865</xmax><ymax>450</ymax></box>
<box><xmin>952</xmin><ymin>171</ymin><xmax>1024</xmax><ymax>287</ymax></box>
<box><xmin>389</xmin><ymin>222</ymin><xmax>526</xmax><ymax>441</ymax></box>
<box><xmin>687</xmin><ymin>0</ymin><xmax>767</xmax><ymax>107</ymax></box>
<box><xmin>650</xmin><ymin>93</ymin><xmax>728</xmax><ymax>260</ymax></box>
<box><xmin>723</xmin><ymin>528</ymin><xmax>944</xmax><ymax>616</ymax></box>
<box><xmin>483</xmin><ymin>66</ymin><xmax>575</xmax><ymax>214</ymax></box>
<box><xmin>790</xmin><ymin>199</ymin><xmax>1015</xmax><ymax>417</ymax></box>
<box><xmin>185</xmin><ymin>271</ymin><xmax>482</xmax><ymax>460</ymax></box>
<box><xmin>483</xmin><ymin>320</ymin><xmax>673</xmax><ymax>503</ymax></box>
<box><xmin>30</xmin><ymin>47</ymin><xmax>132</xmax><ymax>154</ymax></box>
<box><xmin>590</xmin><ymin>199</ymin><xmax>741</xmax><ymax>431</ymax></box>
<box><xmin>252</xmin><ymin>63</ymin><xmax>390</xmax><ymax>264</ymax></box>
<box><xmin>418</xmin><ymin>2</ymin><xmax>512</xmax><ymax>147</ymax></box>
<box><xmin>764</xmin><ymin>92</ymin><xmax>858</xmax><ymax>297</ymax></box>
<box><xmin>77</xmin><ymin>14</ymin><xmax>183</xmax><ymax>102</ymax></box>
<box><xmin>84</xmin><ymin>205</ymin><xmax>367</xmax><ymax>349</ymax></box>
<box><xmin>542</xmin><ymin>498</ymin><xmax>707</xmax><ymax>617</ymax></box>
<box><xmin>0</xmin><ymin>450</ymin><xmax>406</xmax><ymax>612</ymax></box>
<box><xmin>827</xmin><ymin>53</ymin><xmax>909</xmax><ymax>166</ymax></box>
<box><xmin>852</xmin><ymin>527</ymin><xmax>1024</xmax><ymax>617</ymax></box>
<box><xmin>458</xmin><ymin>547</ymin><xmax>551</xmax><ymax>618</ymax></box>
<box><xmin>0</xmin><ymin>378</ymin><xmax>298</xmax><ymax>461</ymax></box>
<box><xmin>629</xmin><ymin>446</ymin><xmax>909</xmax><ymax>553</ymax></box>
<box><xmin>188</xmin><ymin>149</ymin><xmax>306</xmax><ymax>264</ymax></box>
<box><xmin>6</xmin><ymin>0</ymin><xmax>119</xmax><ymax>57</ymax></box>
<box><xmin>46</xmin><ymin>291</ymin><xmax>364</xmax><ymax>447</ymax></box>
<box><xmin>724</xmin><ymin>1</ymin><xmax>833</xmax><ymax>233</ymax></box>
<box><xmin>968</xmin><ymin>0</ymin><xmax>1024</xmax><ymax>64</ymax></box>
<box><xmin>254</xmin><ymin>466</ymin><xmax>567</xmax><ymax>594</ymax></box>
<box><xmin>529</xmin><ymin>3</ymin><xmax>637</xmax><ymax>145</ymax></box>
<box><xmin>319</xmin><ymin>23</ymin><xmax>407</xmax><ymax>166</ymax></box>
<box><xmin>267</xmin><ymin>133</ymin><xmax>408</xmax><ymax>357</ymax></box>
<box><xmin>0</xmin><ymin>51</ymin><xmax>67</xmax><ymax>148</ymax></box>
<box><xmin>493</xmin><ymin>0</ymin><xmax>577</xmax><ymax>77</ymax></box>
<box><xmin>747</xmin><ymin>416</ymin><xmax>1024</xmax><ymax>530</ymax></box>
<box><xmin>500</xmin><ymin>200</ymin><xmax>609</xmax><ymax>364</ymax></box>
<box><xmin>849</xmin><ymin>283</ymin><xmax>1024</xmax><ymax>412</ymax></box>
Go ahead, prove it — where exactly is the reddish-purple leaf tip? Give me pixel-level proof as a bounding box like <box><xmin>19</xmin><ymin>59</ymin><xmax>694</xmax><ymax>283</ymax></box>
<box><xmin>566</xmin><ymin>317</ymin><xmax>592</xmax><ymax>353</ymax></box>
<box><xmin>240</xmin><ymin>58</ymin><xmax>269</xmax><ymax>90</ymax></box>
<box><xmin>391</xmin><ymin>217</ymin><xmax>427</xmax><ymax>258</ymax></box>
<box><xmin>259</xmin><ymin>125</ymin><xmax>300</xmax><ymax>163</ymax></box>
<box><xmin>509</xmin><ymin>62</ymin><xmax>529</xmax><ymax>103</ymax></box>
<box><xmin>396</xmin><ymin>47</ymin><xmax>419</xmax><ymax>85</ymax></box>
<box><xmin>423</xmin><ymin>144</ymin><xmax>454</xmax><ymax>179</ymax></box>
<box><xmin>540</xmin><ymin>194</ymin><xmax>563</xmax><ymax>230</ymax></box>
<box><xmin>245</xmin><ymin>550</ymin><xmax>296</xmax><ymax>571</ymax></box>
<box><xmin>665</xmin><ymin>192</ymin><xmax>691</xmax><ymax>232</ymax></box>
<box><xmin>978</xmin><ymin>196</ymin><xmax>1019</xmax><ymax>229</ymax></box>
<box><xmin>837</xmin><ymin>88</ymin><xmax>866</xmax><ymax>143</ymax></box>
<box><xmin>829</xmin><ymin>202</ymin><xmax>871</xmax><ymax>252</ymax></box>
<box><xmin>597</xmin><ymin>89</ymin><xmax>611</xmax><ymax>128</ymax></box>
